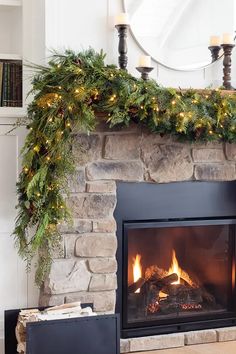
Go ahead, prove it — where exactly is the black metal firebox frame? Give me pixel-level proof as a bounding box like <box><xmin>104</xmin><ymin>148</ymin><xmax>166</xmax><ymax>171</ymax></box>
<box><xmin>114</xmin><ymin>181</ymin><xmax>236</xmax><ymax>338</ymax></box>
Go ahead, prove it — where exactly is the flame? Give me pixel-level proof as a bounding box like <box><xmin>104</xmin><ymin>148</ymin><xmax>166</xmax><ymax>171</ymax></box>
<box><xmin>168</xmin><ymin>249</ymin><xmax>194</xmax><ymax>287</ymax></box>
<box><xmin>133</xmin><ymin>254</ymin><xmax>142</xmax><ymax>293</ymax></box>
<box><xmin>168</xmin><ymin>250</ymin><xmax>181</xmax><ymax>284</ymax></box>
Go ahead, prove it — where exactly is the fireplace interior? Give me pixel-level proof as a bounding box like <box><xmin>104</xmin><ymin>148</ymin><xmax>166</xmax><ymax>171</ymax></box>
<box><xmin>125</xmin><ymin>221</ymin><xmax>233</xmax><ymax>324</ymax></box>
<box><xmin>115</xmin><ymin>182</ymin><xmax>236</xmax><ymax>338</ymax></box>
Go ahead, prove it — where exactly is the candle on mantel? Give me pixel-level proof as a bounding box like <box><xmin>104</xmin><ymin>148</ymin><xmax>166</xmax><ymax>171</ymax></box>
<box><xmin>209</xmin><ymin>35</ymin><xmax>220</xmax><ymax>47</ymax></box>
<box><xmin>138</xmin><ymin>55</ymin><xmax>151</xmax><ymax>67</ymax></box>
<box><xmin>115</xmin><ymin>12</ymin><xmax>129</xmax><ymax>25</ymax></box>
<box><xmin>222</xmin><ymin>33</ymin><xmax>234</xmax><ymax>45</ymax></box>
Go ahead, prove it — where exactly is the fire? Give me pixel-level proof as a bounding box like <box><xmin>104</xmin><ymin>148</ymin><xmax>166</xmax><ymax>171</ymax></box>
<box><xmin>133</xmin><ymin>254</ymin><xmax>142</xmax><ymax>293</ymax></box>
<box><xmin>168</xmin><ymin>249</ymin><xmax>194</xmax><ymax>287</ymax></box>
<box><xmin>168</xmin><ymin>250</ymin><xmax>181</xmax><ymax>284</ymax></box>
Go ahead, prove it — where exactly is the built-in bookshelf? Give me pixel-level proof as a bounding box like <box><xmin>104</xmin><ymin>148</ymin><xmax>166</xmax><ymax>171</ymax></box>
<box><xmin>0</xmin><ymin>0</ymin><xmax>23</xmax><ymax>117</ymax></box>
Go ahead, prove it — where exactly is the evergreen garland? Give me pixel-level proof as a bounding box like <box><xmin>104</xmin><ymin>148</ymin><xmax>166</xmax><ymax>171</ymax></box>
<box><xmin>14</xmin><ymin>48</ymin><xmax>236</xmax><ymax>285</ymax></box>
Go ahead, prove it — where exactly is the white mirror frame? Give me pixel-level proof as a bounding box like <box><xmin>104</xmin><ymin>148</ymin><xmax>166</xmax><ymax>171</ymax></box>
<box><xmin>122</xmin><ymin>0</ymin><xmax>226</xmax><ymax>72</ymax></box>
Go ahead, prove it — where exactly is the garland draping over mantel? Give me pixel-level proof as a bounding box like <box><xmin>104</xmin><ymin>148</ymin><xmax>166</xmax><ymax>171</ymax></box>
<box><xmin>14</xmin><ymin>49</ymin><xmax>236</xmax><ymax>284</ymax></box>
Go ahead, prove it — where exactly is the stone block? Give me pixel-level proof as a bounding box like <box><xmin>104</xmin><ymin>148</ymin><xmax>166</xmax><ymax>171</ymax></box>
<box><xmin>129</xmin><ymin>333</ymin><xmax>184</xmax><ymax>352</ymax></box>
<box><xmin>86</xmin><ymin>161</ymin><xmax>143</xmax><ymax>181</ymax></box>
<box><xmin>44</xmin><ymin>259</ymin><xmax>91</xmax><ymax>294</ymax></box>
<box><xmin>75</xmin><ymin>234</ymin><xmax>117</xmax><ymax>257</ymax></box>
<box><xmin>68</xmin><ymin>169</ymin><xmax>86</xmax><ymax>192</ymax></box>
<box><xmin>225</xmin><ymin>143</ymin><xmax>236</xmax><ymax>160</ymax></box>
<box><xmin>192</xmin><ymin>148</ymin><xmax>225</xmax><ymax>162</ymax></box>
<box><xmin>104</xmin><ymin>134</ymin><xmax>140</xmax><ymax>160</ymax></box>
<box><xmin>73</xmin><ymin>133</ymin><xmax>103</xmax><ymax>165</ymax></box>
<box><xmin>86</xmin><ymin>181</ymin><xmax>116</xmax><ymax>193</ymax></box>
<box><xmin>120</xmin><ymin>339</ymin><xmax>130</xmax><ymax>353</ymax></box>
<box><xmin>64</xmin><ymin>234</ymin><xmax>77</xmax><ymax>258</ymax></box>
<box><xmin>59</xmin><ymin>219</ymin><xmax>93</xmax><ymax>234</ymax></box>
<box><xmin>39</xmin><ymin>293</ymin><xmax>65</xmax><ymax>307</ymax></box>
<box><xmin>93</xmin><ymin>219</ymin><xmax>117</xmax><ymax>233</ymax></box>
<box><xmin>89</xmin><ymin>274</ymin><xmax>117</xmax><ymax>291</ymax></box>
<box><xmin>216</xmin><ymin>327</ymin><xmax>236</xmax><ymax>342</ymax></box>
<box><xmin>68</xmin><ymin>194</ymin><xmax>116</xmax><ymax>218</ymax></box>
<box><xmin>51</xmin><ymin>237</ymin><xmax>64</xmax><ymax>259</ymax></box>
<box><xmin>141</xmin><ymin>142</ymin><xmax>193</xmax><ymax>183</ymax></box>
<box><xmin>194</xmin><ymin>163</ymin><xmax>235</xmax><ymax>181</ymax></box>
<box><xmin>88</xmin><ymin>258</ymin><xmax>117</xmax><ymax>273</ymax></box>
<box><xmin>184</xmin><ymin>329</ymin><xmax>217</xmax><ymax>345</ymax></box>
<box><xmin>65</xmin><ymin>290</ymin><xmax>116</xmax><ymax>312</ymax></box>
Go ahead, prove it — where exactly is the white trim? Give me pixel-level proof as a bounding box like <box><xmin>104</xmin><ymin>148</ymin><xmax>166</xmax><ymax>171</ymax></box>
<box><xmin>0</xmin><ymin>0</ymin><xmax>21</xmax><ymax>6</ymax></box>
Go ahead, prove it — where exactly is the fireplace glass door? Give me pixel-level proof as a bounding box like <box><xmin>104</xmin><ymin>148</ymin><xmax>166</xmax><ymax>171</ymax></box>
<box><xmin>124</xmin><ymin>220</ymin><xmax>235</xmax><ymax>328</ymax></box>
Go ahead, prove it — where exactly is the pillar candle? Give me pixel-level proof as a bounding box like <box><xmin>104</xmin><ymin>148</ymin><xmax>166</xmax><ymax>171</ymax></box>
<box><xmin>222</xmin><ymin>33</ymin><xmax>234</xmax><ymax>45</ymax></box>
<box><xmin>209</xmin><ymin>35</ymin><xmax>220</xmax><ymax>46</ymax></box>
<box><xmin>138</xmin><ymin>55</ymin><xmax>151</xmax><ymax>67</ymax></box>
<box><xmin>115</xmin><ymin>13</ymin><xmax>129</xmax><ymax>25</ymax></box>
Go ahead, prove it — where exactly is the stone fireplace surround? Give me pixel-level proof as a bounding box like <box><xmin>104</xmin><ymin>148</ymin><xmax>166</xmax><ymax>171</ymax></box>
<box><xmin>40</xmin><ymin>123</ymin><xmax>236</xmax><ymax>352</ymax></box>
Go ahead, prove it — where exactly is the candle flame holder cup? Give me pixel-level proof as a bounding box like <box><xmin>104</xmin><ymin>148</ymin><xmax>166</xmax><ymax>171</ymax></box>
<box><xmin>136</xmin><ymin>66</ymin><xmax>154</xmax><ymax>80</ymax></box>
<box><xmin>208</xmin><ymin>45</ymin><xmax>221</xmax><ymax>62</ymax></box>
<box><xmin>115</xmin><ymin>24</ymin><xmax>129</xmax><ymax>70</ymax></box>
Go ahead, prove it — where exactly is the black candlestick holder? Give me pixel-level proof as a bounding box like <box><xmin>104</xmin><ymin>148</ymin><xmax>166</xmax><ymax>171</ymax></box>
<box><xmin>208</xmin><ymin>46</ymin><xmax>221</xmax><ymax>62</ymax></box>
<box><xmin>115</xmin><ymin>24</ymin><xmax>129</xmax><ymax>70</ymax></box>
<box><xmin>136</xmin><ymin>66</ymin><xmax>154</xmax><ymax>80</ymax></box>
<box><xmin>221</xmin><ymin>43</ymin><xmax>235</xmax><ymax>90</ymax></box>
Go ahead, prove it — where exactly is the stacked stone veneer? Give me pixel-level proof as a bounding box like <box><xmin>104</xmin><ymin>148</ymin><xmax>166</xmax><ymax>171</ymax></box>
<box><xmin>40</xmin><ymin>124</ymin><xmax>236</xmax><ymax>315</ymax></box>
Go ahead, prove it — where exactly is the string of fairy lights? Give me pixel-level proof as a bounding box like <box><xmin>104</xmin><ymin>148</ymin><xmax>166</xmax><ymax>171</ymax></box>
<box><xmin>13</xmin><ymin>49</ymin><xmax>236</xmax><ymax>285</ymax></box>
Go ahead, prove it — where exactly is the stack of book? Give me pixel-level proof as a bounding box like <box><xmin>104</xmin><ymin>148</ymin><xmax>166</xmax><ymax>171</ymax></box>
<box><xmin>0</xmin><ymin>60</ymin><xmax>22</xmax><ymax>107</ymax></box>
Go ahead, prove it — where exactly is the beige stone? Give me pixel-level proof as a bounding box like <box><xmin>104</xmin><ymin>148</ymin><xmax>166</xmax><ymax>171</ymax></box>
<box><xmin>93</xmin><ymin>219</ymin><xmax>117</xmax><ymax>233</ymax></box>
<box><xmin>104</xmin><ymin>134</ymin><xmax>140</xmax><ymax>160</ymax></box>
<box><xmin>89</xmin><ymin>274</ymin><xmax>117</xmax><ymax>291</ymax></box>
<box><xmin>88</xmin><ymin>258</ymin><xmax>117</xmax><ymax>273</ymax></box>
<box><xmin>141</xmin><ymin>143</ymin><xmax>193</xmax><ymax>182</ymax></box>
<box><xmin>68</xmin><ymin>169</ymin><xmax>86</xmax><ymax>192</ymax></box>
<box><xmin>44</xmin><ymin>259</ymin><xmax>91</xmax><ymax>294</ymax></box>
<box><xmin>68</xmin><ymin>194</ymin><xmax>116</xmax><ymax>218</ymax></box>
<box><xmin>129</xmin><ymin>341</ymin><xmax>236</xmax><ymax>354</ymax></box>
<box><xmin>216</xmin><ymin>327</ymin><xmax>236</xmax><ymax>342</ymax></box>
<box><xmin>59</xmin><ymin>219</ymin><xmax>93</xmax><ymax>234</ymax></box>
<box><xmin>192</xmin><ymin>148</ymin><xmax>225</xmax><ymax>162</ymax></box>
<box><xmin>73</xmin><ymin>133</ymin><xmax>103</xmax><ymax>165</ymax></box>
<box><xmin>194</xmin><ymin>163</ymin><xmax>235</xmax><ymax>181</ymax></box>
<box><xmin>184</xmin><ymin>329</ymin><xmax>217</xmax><ymax>345</ymax></box>
<box><xmin>39</xmin><ymin>293</ymin><xmax>65</xmax><ymax>307</ymax></box>
<box><xmin>129</xmin><ymin>334</ymin><xmax>184</xmax><ymax>352</ymax></box>
<box><xmin>66</xmin><ymin>290</ymin><xmax>116</xmax><ymax>312</ymax></box>
<box><xmin>86</xmin><ymin>161</ymin><xmax>143</xmax><ymax>181</ymax></box>
<box><xmin>120</xmin><ymin>339</ymin><xmax>130</xmax><ymax>353</ymax></box>
<box><xmin>225</xmin><ymin>143</ymin><xmax>236</xmax><ymax>160</ymax></box>
<box><xmin>86</xmin><ymin>181</ymin><xmax>116</xmax><ymax>193</ymax></box>
<box><xmin>64</xmin><ymin>234</ymin><xmax>77</xmax><ymax>258</ymax></box>
<box><xmin>75</xmin><ymin>234</ymin><xmax>117</xmax><ymax>257</ymax></box>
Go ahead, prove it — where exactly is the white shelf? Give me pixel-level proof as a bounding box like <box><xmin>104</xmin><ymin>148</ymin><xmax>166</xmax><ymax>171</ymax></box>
<box><xmin>0</xmin><ymin>107</ymin><xmax>26</xmax><ymax>118</ymax></box>
<box><xmin>0</xmin><ymin>53</ymin><xmax>22</xmax><ymax>60</ymax></box>
<box><xmin>0</xmin><ymin>0</ymin><xmax>21</xmax><ymax>6</ymax></box>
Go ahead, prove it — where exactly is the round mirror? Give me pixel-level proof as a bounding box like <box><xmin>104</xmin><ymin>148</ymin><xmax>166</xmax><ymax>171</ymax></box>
<box><xmin>123</xmin><ymin>0</ymin><xmax>235</xmax><ymax>71</ymax></box>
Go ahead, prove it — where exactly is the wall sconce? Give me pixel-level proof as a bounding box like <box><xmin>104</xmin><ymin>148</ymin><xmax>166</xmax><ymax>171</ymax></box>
<box><xmin>115</xmin><ymin>13</ymin><xmax>130</xmax><ymax>70</ymax></box>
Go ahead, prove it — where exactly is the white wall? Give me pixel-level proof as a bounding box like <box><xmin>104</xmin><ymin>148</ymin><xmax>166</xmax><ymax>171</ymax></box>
<box><xmin>45</xmin><ymin>0</ymin><xmax>236</xmax><ymax>89</ymax></box>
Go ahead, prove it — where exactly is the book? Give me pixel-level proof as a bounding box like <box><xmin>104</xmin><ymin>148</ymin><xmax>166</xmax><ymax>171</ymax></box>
<box><xmin>0</xmin><ymin>62</ymin><xmax>3</xmax><ymax>107</ymax></box>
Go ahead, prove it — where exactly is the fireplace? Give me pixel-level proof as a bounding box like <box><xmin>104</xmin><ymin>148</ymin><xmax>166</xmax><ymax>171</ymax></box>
<box><xmin>115</xmin><ymin>181</ymin><xmax>236</xmax><ymax>338</ymax></box>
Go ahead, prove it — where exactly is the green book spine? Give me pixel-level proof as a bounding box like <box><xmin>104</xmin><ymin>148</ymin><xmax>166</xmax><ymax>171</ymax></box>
<box><xmin>2</xmin><ymin>63</ymin><xmax>9</xmax><ymax>107</ymax></box>
<box><xmin>0</xmin><ymin>62</ymin><xmax>3</xmax><ymax>107</ymax></box>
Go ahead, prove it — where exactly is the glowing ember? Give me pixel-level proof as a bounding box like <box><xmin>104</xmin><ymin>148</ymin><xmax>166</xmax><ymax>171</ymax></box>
<box><xmin>133</xmin><ymin>254</ymin><xmax>142</xmax><ymax>293</ymax></box>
